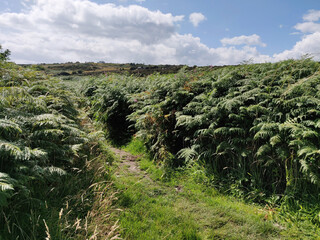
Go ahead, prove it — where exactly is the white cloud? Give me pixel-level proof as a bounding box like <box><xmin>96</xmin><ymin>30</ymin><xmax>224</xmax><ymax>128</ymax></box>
<box><xmin>0</xmin><ymin>0</ymin><xmax>184</xmax><ymax>44</ymax></box>
<box><xmin>221</xmin><ymin>34</ymin><xmax>266</xmax><ymax>47</ymax></box>
<box><xmin>159</xmin><ymin>34</ymin><xmax>272</xmax><ymax>65</ymax></box>
<box><xmin>0</xmin><ymin>0</ymin><xmax>268</xmax><ymax>65</ymax></box>
<box><xmin>303</xmin><ymin>9</ymin><xmax>320</xmax><ymax>22</ymax></box>
<box><xmin>0</xmin><ymin>1</ymin><xmax>318</xmax><ymax>65</ymax></box>
<box><xmin>189</xmin><ymin>12</ymin><xmax>206</xmax><ymax>27</ymax></box>
<box><xmin>276</xmin><ymin>9</ymin><xmax>320</xmax><ymax>61</ymax></box>
<box><xmin>273</xmin><ymin>32</ymin><xmax>320</xmax><ymax>61</ymax></box>
<box><xmin>295</xmin><ymin>22</ymin><xmax>320</xmax><ymax>33</ymax></box>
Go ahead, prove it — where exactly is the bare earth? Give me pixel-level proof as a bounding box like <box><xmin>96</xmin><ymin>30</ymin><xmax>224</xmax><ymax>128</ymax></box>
<box><xmin>109</xmin><ymin>147</ymin><xmax>152</xmax><ymax>182</ymax></box>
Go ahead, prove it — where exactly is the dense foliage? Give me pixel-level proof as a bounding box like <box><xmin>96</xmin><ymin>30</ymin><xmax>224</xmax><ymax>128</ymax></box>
<box><xmin>86</xmin><ymin>59</ymin><xmax>320</xmax><ymax>227</ymax></box>
<box><xmin>3</xmin><ymin>46</ymin><xmax>320</xmax><ymax>236</ymax></box>
<box><xmin>0</xmin><ymin>49</ymin><xmax>89</xmax><ymax>238</ymax></box>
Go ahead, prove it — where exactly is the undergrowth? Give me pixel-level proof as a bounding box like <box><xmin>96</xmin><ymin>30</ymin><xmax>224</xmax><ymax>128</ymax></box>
<box><xmin>119</xmin><ymin>138</ymin><xmax>320</xmax><ymax>239</ymax></box>
<box><xmin>85</xmin><ymin>58</ymin><xmax>320</xmax><ymax>236</ymax></box>
<box><xmin>0</xmin><ymin>47</ymin><xmax>119</xmax><ymax>239</ymax></box>
<box><xmin>112</xmin><ymin>138</ymin><xmax>282</xmax><ymax>239</ymax></box>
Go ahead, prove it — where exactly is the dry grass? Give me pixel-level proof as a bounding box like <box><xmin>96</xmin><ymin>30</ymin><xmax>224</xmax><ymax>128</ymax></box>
<box><xmin>53</xmin><ymin>155</ymin><xmax>120</xmax><ymax>239</ymax></box>
<box><xmin>52</xmin><ymin>110</ymin><xmax>122</xmax><ymax>240</ymax></box>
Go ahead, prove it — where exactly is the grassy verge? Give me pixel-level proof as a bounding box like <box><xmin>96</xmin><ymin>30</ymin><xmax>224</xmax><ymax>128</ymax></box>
<box><xmin>49</xmin><ymin>111</ymin><xmax>121</xmax><ymax>239</ymax></box>
<box><xmin>49</xmin><ymin>147</ymin><xmax>119</xmax><ymax>239</ymax></box>
<box><xmin>109</xmin><ymin>138</ymin><xmax>287</xmax><ymax>239</ymax></box>
<box><xmin>23</xmin><ymin>111</ymin><xmax>121</xmax><ymax>240</ymax></box>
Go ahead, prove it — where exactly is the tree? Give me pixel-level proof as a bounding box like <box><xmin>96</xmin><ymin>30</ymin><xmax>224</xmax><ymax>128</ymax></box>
<box><xmin>0</xmin><ymin>45</ymin><xmax>10</xmax><ymax>61</ymax></box>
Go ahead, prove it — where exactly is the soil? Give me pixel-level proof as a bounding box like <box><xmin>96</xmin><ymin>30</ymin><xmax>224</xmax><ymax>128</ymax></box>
<box><xmin>109</xmin><ymin>147</ymin><xmax>152</xmax><ymax>181</ymax></box>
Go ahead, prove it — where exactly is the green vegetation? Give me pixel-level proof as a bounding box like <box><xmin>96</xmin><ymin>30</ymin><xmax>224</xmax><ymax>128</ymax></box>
<box><xmin>85</xmin><ymin>58</ymin><xmax>320</xmax><ymax>237</ymax></box>
<box><xmin>113</xmin><ymin>138</ymin><xmax>280</xmax><ymax>239</ymax></box>
<box><xmin>0</xmin><ymin>46</ymin><xmax>118</xmax><ymax>239</ymax></box>
<box><xmin>0</xmin><ymin>45</ymin><xmax>10</xmax><ymax>61</ymax></box>
<box><xmin>21</xmin><ymin>62</ymin><xmax>184</xmax><ymax>78</ymax></box>
<box><xmin>2</xmin><ymin>42</ymin><xmax>320</xmax><ymax>239</ymax></box>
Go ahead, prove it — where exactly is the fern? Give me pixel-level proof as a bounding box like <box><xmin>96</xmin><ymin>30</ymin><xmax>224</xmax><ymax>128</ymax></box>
<box><xmin>177</xmin><ymin>145</ymin><xmax>199</xmax><ymax>165</ymax></box>
<box><xmin>0</xmin><ymin>57</ymin><xmax>88</xmax><ymax>239</ymax></box>
<box><xmin>0</xmin><ymin>119</ymin><xmax>22</xmax><ymax>140</ymax></box>
<box><xmin>0</xmin><ymin>140</ymin><xmax>23</xmax><ymax>161</ymax></box>
<box><xmin>87</xmin><ymin>58</ymin><xmax>320</xmax><ymax>201</ymax></box>
<box><xmin>0</xmin><ymin>173</ymin><xmax>14</xmax><ymax>192</ymax></box>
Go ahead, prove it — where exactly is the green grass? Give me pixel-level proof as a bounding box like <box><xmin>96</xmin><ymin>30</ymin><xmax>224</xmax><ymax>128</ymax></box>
<box><xmin>115</xmin><ymin>178</ymin><xmax>202</xmax><ymax>239</ymax></box>
<box><xmin>112</xmin><ymin>138</ymin><xmax>282</xmax><ymax>239</ymax></box>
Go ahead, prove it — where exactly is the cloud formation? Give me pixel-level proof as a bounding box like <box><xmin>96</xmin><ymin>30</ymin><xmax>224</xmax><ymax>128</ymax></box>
<box><xmin>189</xmin><ymin>12</ymin><xmax>206</xmax><ymax>27</ymax></box>
<box><xmin>303</xmin><ymin>10</ymin><xmax>320</xmax><ymax>22</ymax></box>
<box><xmin>274</xmin><ymin>9</ymin><xmax>320</xmax><ymax>61</ymax></box>
<box><xmin>295</xmin><ymin>22</ymin><xmax>320</xmax><ymax>33</ymax></box>
<box><xmin>221</xmin><ymin>34</ymin><xmax>266</xmax><ymax>47</ymax></box>
<box><xmin>0</xmin><ymin>0</ymin><xmax>319</xmax><ymax>65</ymax></box>
<box><xmin>0</xmin><ymin>1</ymin><xmax>184</xmax><ymax>44</ymax></box>
<box><xmin>0</xmin><ymin>0</ymin><xmax>268</xmax><ymax>65</ymax></box>
<box><xmin>273</xmin><ymin>32</ymin><xmax>320</xmax><ymax>61</ymax></box>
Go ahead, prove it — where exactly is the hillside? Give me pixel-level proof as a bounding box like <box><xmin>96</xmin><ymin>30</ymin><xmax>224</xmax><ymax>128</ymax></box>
<box><xmin>20</xmin><ymin>62</ymin><xmax>186</xmax><ymax>77</ymax></box>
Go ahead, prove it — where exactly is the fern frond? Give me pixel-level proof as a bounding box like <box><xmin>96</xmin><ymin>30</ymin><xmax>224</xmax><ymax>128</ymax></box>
<box><xmin>256</xmin><ymin>144</ymin><xmax>271</xmax><ymax>157</ymax></box>
<box><xmin>44</xmin><ymin>166</ymin><xmax>67</xmax><ymax>176</ymax></box>
<box><xmin>297</xmin><ymin>146</ymin><xmax>317</xmax><ymax>157</ymax></box>
<box><xmin>215</xmin><ymin>141</ymin><xmax>232</xmax><ymax>155</ymax></box>
<box><xmin>177</xmin><ymin>145</ymin><xmax>199</xmax><ymax>163</ymax></box>
<box><xmin>87</xmin><ymin>130</ymin><xmax>105</xmax><ymax>142</ymax></box>
<box><xmin>299</xmin><ymin>158</ymin><xmax>320</xmax><ymax>184</ymax></box>
<box><xmin>229</xmin><ymin>127</ymin><xmax>246</xmax><ymax>136</ymax></box>
<box><xmin>0</xmin><ymin>172</ymin><xmax>14</xmax><ymax>191</ymax></box>
<box><xmin>219</xmin><ymin>98</ymin><xmax>242</xmax><ymax>111</ymax></box>
<box><xmin>31</xmin><ymin>129</ymin><xmax>64</xmax><ymax>140</ymax></box>
<box><xmin>0</xmin><ymin>119</ymin><xmax>22</xmax><ymax>140</ymax></box>
<box><xmin>254</xmin><ymin>130</ymin><xmax>272</xmax><ymax>141</ymax></box>
<box><xmin>0</xmin><ymin>140</ymin><xmax>23</xmax><ymax>160</ymax></box>
<box><xmin>30</xmin><ymin>148</ymin><xmax>48</xmax><ymax>159</ymax></box>
<box><xmin>270</xmin><ymin>135</ymin><xmax>281</xmax><ymax>146</ymax></box>
<box><xmin>214</xmin><ymin>127</ymin><xmax>229</xmax><ymax>136</ymax></box>
<box><xmin>32</xmin><ymin>165</ymin><xmax>67</xmax><ymax>177</ymax></box>
<box><xmin>302</xmin><ymin>130</ymin><xmax>319</xmax><ymax>139</ymax></box>
<box><xmin>33</xmin><ymin>114</ymin><xmax>62</xmax><ymax>129</ymax></box>
<box><xmin>71</xmin><ymin>144</ymin><xmax>83</xmax><ymax>156</ymax></box>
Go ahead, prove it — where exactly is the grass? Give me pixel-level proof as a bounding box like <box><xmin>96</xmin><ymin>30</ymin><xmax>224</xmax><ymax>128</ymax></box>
<box><xmin>41</xmin><ymin>109</ymin><xmax>120</xmax><ymax>240</ymax></box>
<box><xmin>111</xmin><ymin>138</ymin><xmax>283</xmax><ymax>239</ymax></box>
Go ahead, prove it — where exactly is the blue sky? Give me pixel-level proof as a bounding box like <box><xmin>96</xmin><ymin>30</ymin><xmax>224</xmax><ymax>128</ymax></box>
<box><xmin>136</xmin><ymin>0</ymin><xmax>315</xmax><ymax>52</ymax></box>
<box><xmin>0</xmin><ymin>0</ymin><xmax>320</xmax><ymax>65</ymax></box>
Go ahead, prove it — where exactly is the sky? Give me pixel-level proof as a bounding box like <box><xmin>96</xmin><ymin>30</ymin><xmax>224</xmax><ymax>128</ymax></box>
<box><xmin>0</xmin><ymin>0</ymin><xmax>320</xmax><ymax>65</ymax></box>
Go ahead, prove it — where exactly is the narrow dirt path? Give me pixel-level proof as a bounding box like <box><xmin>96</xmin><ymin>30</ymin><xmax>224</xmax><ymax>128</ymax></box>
<box><xmin>109</xmin><ymin>147</ymin><xmax>141</xmax><ymax>173</ymax></box>
<box><xmin>109</xmin><ymin>147</ymin><xmax>153</xmax><ymax>182</ymax></box>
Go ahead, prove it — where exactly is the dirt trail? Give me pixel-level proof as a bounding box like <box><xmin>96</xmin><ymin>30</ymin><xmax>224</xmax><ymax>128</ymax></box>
<box><xmin>109</xmin><ymin>147</ymin><xmax>140</xmax><ymax>172</ymax></box>
<box><xmin>109</xmin><ymin>147</ymin><xmax>152</xmax><ymax>181</ymax></box>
